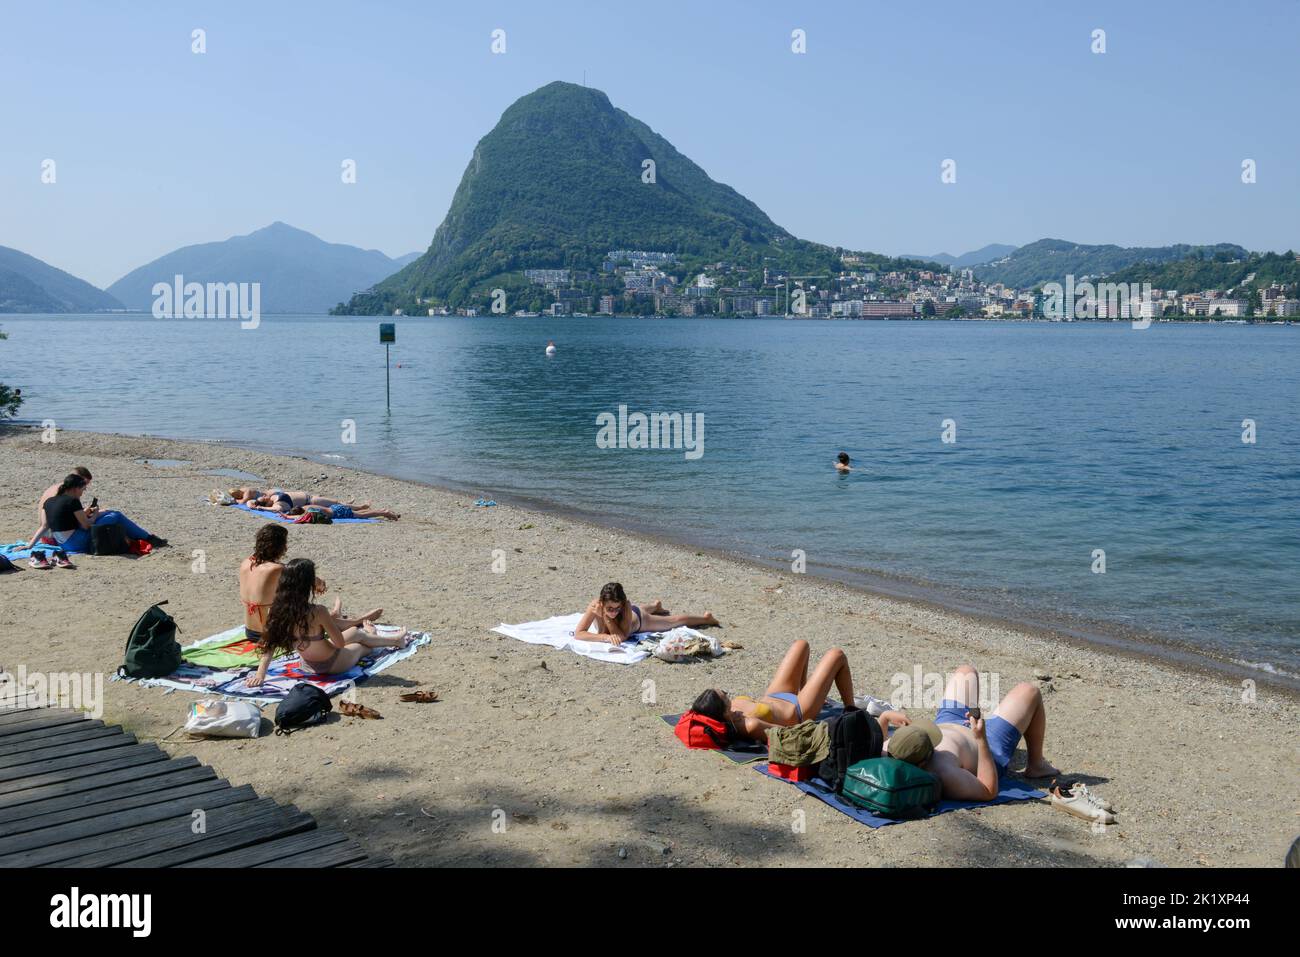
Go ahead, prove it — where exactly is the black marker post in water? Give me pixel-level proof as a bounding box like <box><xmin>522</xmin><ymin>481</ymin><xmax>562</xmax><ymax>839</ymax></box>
<box><xmin>380</xmin><ymin>322</ymin><xmax>395</xmax><ymax>411</ymax></box>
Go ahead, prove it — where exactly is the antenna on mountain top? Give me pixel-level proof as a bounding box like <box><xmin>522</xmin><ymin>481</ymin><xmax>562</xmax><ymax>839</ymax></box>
<box><xmin>582</xmin><ymin>70</ymin><xmax>586</xmax><ymax>86</ymax></box>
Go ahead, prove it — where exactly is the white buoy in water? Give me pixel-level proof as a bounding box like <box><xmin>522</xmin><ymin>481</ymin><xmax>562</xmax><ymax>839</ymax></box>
<box><xmin>545</xmin><ymin>341</ymin><xmax>557</xmax><ymax>356</ymax></box>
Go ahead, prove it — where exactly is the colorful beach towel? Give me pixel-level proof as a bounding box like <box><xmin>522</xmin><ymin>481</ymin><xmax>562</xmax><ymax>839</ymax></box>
<box><xmin>120</xmin><ymin>626</ymin><xmax>432</xmax><ymax>703</ymax></box>
<box><xmin>492</xmin><ymin>612</ymin><xmax>668</xmax><ymax>664</ymax></box>
<box><xmin>180</xmin><ymin>626</ymin><xmax>263</xmax><ymax>669</ymax></box>
<box><xmin>227</xmin><ymin>502</ymin><xmax>378</xmax><ymax>524</ymax></box>
<box><xmin>755</xmin><ymin>763</ymin><xmax>1045</xmax><ymax>828</ymax></box>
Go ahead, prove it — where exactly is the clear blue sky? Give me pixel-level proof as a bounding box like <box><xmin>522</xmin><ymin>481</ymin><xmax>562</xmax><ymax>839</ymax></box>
<box><xmin>2</xmin><ymin>0</ymin><xmax>1296</xmax><ymax>287</ymax></box>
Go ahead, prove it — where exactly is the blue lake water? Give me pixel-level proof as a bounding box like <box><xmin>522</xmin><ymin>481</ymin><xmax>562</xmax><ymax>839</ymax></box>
<box><xmin>4</xmin><ymin>314</ymin><xmax>1298</xmax><ymax>676</ymax></box>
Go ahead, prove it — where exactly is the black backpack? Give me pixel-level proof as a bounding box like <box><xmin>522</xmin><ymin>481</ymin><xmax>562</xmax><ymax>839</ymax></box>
<box><xmin>92</xmin><ymin>523</ymin><xmax>129</xmax><ymax>555</ymax></box>
<box><xmin>274</xmin><ymin>684</ymin><xmax>333</xmax><ymax>735</ymax></box>
<box><xmin>814</xmin><ymin>709</ymin><xmax>883</xmax><ymax>793</ymax></box>
<box><xmin>118</xmin><ymin>601</ymin><xmax>183</xmax><ymax>678</ymax></box>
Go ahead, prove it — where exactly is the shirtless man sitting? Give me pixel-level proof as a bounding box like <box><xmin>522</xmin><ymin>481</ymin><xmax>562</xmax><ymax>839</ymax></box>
<box><xmin>884</xmin><ymin>664</ymin><xmax>1058</xmax><ymax>801</ymax></box>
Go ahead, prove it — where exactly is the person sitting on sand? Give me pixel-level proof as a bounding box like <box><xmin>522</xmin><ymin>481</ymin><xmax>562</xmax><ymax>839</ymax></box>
<box><xmin>247</xmin><ymin>558</ymin><xmax>409</xmax><ymax>686</ymax></box>
<box><xmin>238</xmin><ymin>525</ymin><xmax>382</xmax><ymax>640</ymax></box>
<box><xmin>835</xmin><ymin>451</ymin><xmax>852</xmax><ymax>473</ymax></box>
<box><xmin>27</xmin><ymin>465</ymin><xmax>93</xmax><ymax>549</ymax></box>
<box><xmin>882</xmin><ymin>664</ymin><xmax>1058</xmax><ymax>800</ymax></box>
<box><xmin>575</xmin><ymin>581</ymin><xmax>719</xmax><ymax>645</ymax></box>
<box><xmin>27</xmin><ymin>472</ymin><xmax>166</xmax><ymax>551</ymax></box>
<box><xmin>688</xmin><ymin>639</ymin><xmax>910</xmax><ymax>743</ymax></box>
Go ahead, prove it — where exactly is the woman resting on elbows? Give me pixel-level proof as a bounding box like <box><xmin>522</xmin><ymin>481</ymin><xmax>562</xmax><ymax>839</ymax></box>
<box><xmin>246</xmin><ymin>558</ymin><xmax>409</xmax><ymax>687</ymax></box>
<box><xmin>574</xmin><ymin>581</ymin><xmax>720</xmax><ymax>645</ymax></box>
<box><xmin>238</xmin><ymin>525</ymin><xmax>382</xmax><ymax>641</ymax></box>
<box><xmin>688</xmin><ymin>639</ymin><xmax>911</xmax><ymax>742</ymax></box>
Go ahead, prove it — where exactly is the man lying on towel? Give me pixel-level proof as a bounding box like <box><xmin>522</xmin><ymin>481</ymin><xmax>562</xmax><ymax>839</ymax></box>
<box><xmin>883</xmin><ymin>665</ymin><xmax>1058</xmax><ymax>801</ymax></box>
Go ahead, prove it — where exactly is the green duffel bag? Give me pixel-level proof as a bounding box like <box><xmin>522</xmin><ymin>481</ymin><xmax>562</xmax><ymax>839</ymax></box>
<box><xmin>842</xmin><ymin>757</ymin><xmax>941</xmax><ymax>818</ymax></box>
<box><xmin>118</xmin><ymin>601</ymin><xmax>183</xmax><ymax>679</ymax></box>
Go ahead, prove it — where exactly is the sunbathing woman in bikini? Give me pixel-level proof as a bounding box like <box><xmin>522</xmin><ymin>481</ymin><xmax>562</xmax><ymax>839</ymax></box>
<box><xmin>247</xmin><ymin>558</ymin><xmax>411</xmax><ymax>687</ymax></box>
<box><xmin>574</xmin><ymin>581</ymin><xmax>719</xmax><ymax>646</ymax></box>
<box><xmin>239</xmin><ymin>488</ymin><xmax>392</xmax><ymax>517</ymax></box>
<box><xmin>293</xmin><ymin>503</ymin><xmax>400</xmax><ymax>521</ymax></box>
<box><xmin>239</xmin><ymin>525</ymin><xmax>383</xmax><ymax>641</ymax></box>
<box><xmin>689</xmin><ymin>640</ymin><xmax>908</xmax><ymax>743</ymax></box>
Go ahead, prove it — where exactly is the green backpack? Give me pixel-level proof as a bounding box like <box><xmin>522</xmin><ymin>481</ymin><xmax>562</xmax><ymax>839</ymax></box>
<box><xmin>842</xmin><ymin>757</ymin><xmax>941</xmax><ymax>818</ymax></box>
<box><xmin>118</xmin><ymin>601</ymin><xmax>183</xmax><ymax>679</ymax></box>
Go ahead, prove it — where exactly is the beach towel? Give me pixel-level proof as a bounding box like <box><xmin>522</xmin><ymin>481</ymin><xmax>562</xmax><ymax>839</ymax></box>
<box><xmin>119</xmin><ymin>626</ymin><xmax>432</xmax><ymax>703</ymax></box>
<box><xmin>492</xmin><ymin>612</ymin><xmax>661</xmax><ymax>664</ymax></box>
<box><xmin>660</xmin><ymin>701</ymin><xmax>844</xmax><ymax>763</ymax></box>
<box><xmin>755</xmin><ymin>763</ymin><xmax>1045</xmax><ymax>827</ymax></box>
<box><xmin>180</xmin><ymin>626</ymin><xmax>263</xmax><ymax>669</ymax></box>
<box><xmin>226</xmin><ymin>502</ymin><xmax>378</xmax><ymax>524</ymax></box>
<box><xmin>0</xmin><ymin>538</ymin><xmax>88</xmax><ymax>561</ymax></box>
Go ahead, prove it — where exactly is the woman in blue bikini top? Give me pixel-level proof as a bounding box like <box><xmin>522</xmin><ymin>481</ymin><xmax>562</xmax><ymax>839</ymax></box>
<box><xmin>574</xmin><ymin>581</ymin><xmax>721</xmax><ymax>646</ymax></box>
<box><xmin>689</xmin><ymin>640</ymin><xmax>907</xmax><ymax>743</ymax></box>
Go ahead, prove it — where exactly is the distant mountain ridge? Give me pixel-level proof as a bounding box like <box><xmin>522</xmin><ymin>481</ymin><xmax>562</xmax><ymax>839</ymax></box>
<box><xmin>974</xmin><ymin>238</ymin><xmax>1250</xmax><ymax>288</ymax></box>
<box><xmin>107</xmin><ymin>223</ymin><xmax>409</xmax><ymax>313</ymax></box>
<box><xmin>901</xmin><ymin>244</ymin><xmax>1018</xmax><ymax>269</ymax></box>
<box><xmin>337</xmin><ymin>82</ymin><xmax>928</xmax><ymax>315</ymax></box>
<box><xmin>0</xmin><ymin>245</ymin><xmax>123</xmax><ymax>313</ymax></box>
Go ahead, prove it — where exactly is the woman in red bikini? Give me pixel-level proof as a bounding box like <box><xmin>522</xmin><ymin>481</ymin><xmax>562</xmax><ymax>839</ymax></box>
<box><xmin>238</xmin><ymin>525</ymin><xmax>382</xmax><ymax>642</ymax></box>
<box><xmin>247</xmin><ymin>558</ymin><xmax>410</xmax><ymax>687</ymax></box>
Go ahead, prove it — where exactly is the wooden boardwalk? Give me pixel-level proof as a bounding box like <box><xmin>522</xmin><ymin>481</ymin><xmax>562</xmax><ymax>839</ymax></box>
<box><xmin>0</xmin><ymin>701</ymin><xmax>393</xmax><ymax>867</ymax></box>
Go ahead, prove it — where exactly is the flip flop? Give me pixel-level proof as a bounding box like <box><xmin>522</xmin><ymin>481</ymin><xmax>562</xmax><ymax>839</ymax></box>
<box><xmin>338</xmin><ymin>701</ymin><xmax>383</xmax><ymax>720</ymax></box>
<box><xmin>399</xmin><ymin>690</ymin><xmax>439</xmax><ymax>703</ymax></box>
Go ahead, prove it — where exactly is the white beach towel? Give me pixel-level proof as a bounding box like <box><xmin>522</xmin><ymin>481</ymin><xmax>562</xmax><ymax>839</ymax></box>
<box><xmin>491</xmin><ymin>613</ymin><xmax>656</xmax><ymax>664</ymax></box>
<box><xmin>491</xmin><ymin>614</ymin><xmax>721</xmax><ymax>665</ymax></box>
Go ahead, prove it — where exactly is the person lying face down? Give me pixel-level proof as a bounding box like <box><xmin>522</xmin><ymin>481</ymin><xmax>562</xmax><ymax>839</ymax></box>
<box><xmin>574</xmin><ymin>581</ymin><xmax>719</xmax><ymax>646</ymax></box>
<box><xmin>882</xmin><ymin>664</ymin><xmax>1059</xmax><ymax>801</ymax></box>
<box><xmin>688</xmin><ymin>640</ymin><xmax>910</xmax><ymax>743</ymax></box>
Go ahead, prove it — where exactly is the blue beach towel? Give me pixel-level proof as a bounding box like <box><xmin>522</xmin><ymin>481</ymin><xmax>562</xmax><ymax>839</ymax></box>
<box><xmin>227</xmin><ymin>502</ymin><xmax>378</xmax><ymax>524</ymax></box>
<box><xmin>755</xmin><ymin>763</ymin><xmax>1045</xmax><ymax>827</ymax></box>
<box><xmin>0</xmin><ymin>538</ymin><xmax>87</xmax><ymax>561</ymax></box>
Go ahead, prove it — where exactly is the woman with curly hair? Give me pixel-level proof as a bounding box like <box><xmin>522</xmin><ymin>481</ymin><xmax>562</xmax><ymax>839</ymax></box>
<box><xmin>238</xmin><ymin>526</ymin><xmax>380</xmax><ymax>640</ymax></box>
<box><xmin>246</xmin><ymin>558</ymin><xmax>408</xmax><ymax>686</ymax></box>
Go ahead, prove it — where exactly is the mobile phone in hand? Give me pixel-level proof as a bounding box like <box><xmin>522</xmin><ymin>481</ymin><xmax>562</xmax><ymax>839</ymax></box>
<box><xmin>90</xmin><ymin>497</ymin><xmax>98</xmax><ymax>509</ymax></box>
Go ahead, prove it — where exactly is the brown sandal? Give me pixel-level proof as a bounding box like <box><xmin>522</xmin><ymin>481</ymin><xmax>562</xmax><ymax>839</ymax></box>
<box><xmin>399</xmin><ymin>690</ymin><xmax>439</xmax><ymax>703</ymax></box>
<box><xmin>338</xmin><ymin>701</ymin><xmax>383</xmax><ymax>719</ymax></box>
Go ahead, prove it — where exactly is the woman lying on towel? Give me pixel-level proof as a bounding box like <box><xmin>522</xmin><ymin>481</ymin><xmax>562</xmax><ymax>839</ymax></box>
<box><xmin>575</xmin><ymin>582</ymin><xmax>719</xmax><ymax>646</ymax></box>
<box><xmin>233</xmin><ymin>486</ymin><xmax>399</xmax><ymax>520</ymax></box>
<box><xmin>294</xmin><ymin>503</ymin><xmax>401</xmax><ymax>521</ymax></box>
<box><xmin>689</xmin><ymin>640</ymin><xmax>909</xmax><ymax>742</ymax></box>
<box><xmin>238</xmin><ymin>525</ymin><xmax>381</xmax><ymax>641</ymax></box>
<box><xmin>246</xmin><ymin>557</ymin><xmax>410</xmax><ymax>686</ymax></box>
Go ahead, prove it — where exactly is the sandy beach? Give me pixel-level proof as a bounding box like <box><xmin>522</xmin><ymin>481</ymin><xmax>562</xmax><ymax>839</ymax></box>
<box><xmin>1</xmin><ymin>426</ymin><xmax>1296</xmax><ymax>868</ymax></box>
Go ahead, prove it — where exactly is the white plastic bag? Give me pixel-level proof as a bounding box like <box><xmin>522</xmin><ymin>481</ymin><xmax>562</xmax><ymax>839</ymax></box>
<box><xmin>184</xmin><ymin>699</ymin><xmax>262</xmax><ymax>738</ymax></box>
<box><xmin>650</xmin><ymin>627</ymin><xmax>724</xmax><ymax>663</ymax></box>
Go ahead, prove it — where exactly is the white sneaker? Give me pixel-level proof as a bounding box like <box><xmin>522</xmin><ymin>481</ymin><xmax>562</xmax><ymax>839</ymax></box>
<box><xmin>1051</xmin><ymin>790</ymin><xmax>1116</xmax><ymax>825</ymax></box>
<box><xmin>853</xmin><ymin>694</ymin><xmax>893</xmax><ymax>717</ymax></box>
<box><xmin>1069</xmin><ymin>782</ymin><xmax>1115</xmax><ymax>813</ymax></box>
